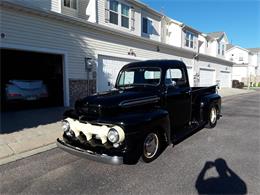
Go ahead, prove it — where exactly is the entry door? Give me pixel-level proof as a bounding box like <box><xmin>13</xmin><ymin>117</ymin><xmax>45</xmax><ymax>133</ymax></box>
<box><xmin>220</xmin><ymin>71</ymin><xmax>231</xmax><ymax>88</ymax></box>
<box><xmin>97</xmin><ymin>55</ymin><xmax>137</xmax><ymax>92</ymax></box>
<box><xmin>199</xmin><ymin>68</ymin><xmax>215</xmax><ymax>86</ymax></box>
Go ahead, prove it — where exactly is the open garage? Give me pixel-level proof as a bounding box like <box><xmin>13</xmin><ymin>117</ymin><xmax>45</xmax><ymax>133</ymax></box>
<box><xmin>1</xmin><ymin>49</ymin><xmax>64</xmax><ymax>111</ymax></box>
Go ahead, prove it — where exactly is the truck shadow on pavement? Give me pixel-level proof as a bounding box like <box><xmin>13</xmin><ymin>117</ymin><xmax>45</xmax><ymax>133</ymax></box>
<box><xmin>195</xmin><ymin>158</ymin><xmax>247</xmax><ymax>195</ymax></box>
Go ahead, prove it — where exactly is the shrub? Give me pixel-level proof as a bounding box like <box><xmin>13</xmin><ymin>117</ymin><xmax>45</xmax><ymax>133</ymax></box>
<box><xmin>258</xmin><ymin>82</ymin><xmax>260</xmax><ymax>87</ymax></box>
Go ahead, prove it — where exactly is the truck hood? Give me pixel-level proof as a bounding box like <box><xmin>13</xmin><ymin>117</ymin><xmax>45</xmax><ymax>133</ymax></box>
<box><xmin>75</xmin><ymin>87</ymin><xmax>160</xmax><ymax>117</ymax></box>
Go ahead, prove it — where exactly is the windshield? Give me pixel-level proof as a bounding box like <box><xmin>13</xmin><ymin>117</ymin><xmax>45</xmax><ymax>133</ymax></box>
<box><xmin>117</xmin><ymin>67</ymin><xmax>161</xmax><ymax>87</ymax></box>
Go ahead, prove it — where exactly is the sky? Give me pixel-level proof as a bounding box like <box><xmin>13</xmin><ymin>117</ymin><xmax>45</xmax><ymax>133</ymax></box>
<box><xmin>141</xmin><ymin>0</ymin><xmax>260</xmax><ymax>48</ymax></box>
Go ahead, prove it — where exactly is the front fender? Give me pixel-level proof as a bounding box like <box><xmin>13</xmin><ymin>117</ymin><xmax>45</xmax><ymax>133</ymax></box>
<box><xmin>119</xmin><ymin>109</ymin><xmax>171</xmax><ymax>144</ymax></box>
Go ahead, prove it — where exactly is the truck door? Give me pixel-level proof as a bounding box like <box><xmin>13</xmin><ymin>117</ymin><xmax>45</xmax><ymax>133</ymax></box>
<box><xmin>165</xmin><ymin>68</ymin><xmax>191</xmax><ymax>130</ymax></box>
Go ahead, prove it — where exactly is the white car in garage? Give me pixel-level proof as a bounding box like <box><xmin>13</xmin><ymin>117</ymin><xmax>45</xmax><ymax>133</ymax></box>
<box><xmin>5</xmin><ymin>80</ymin><xmax>48</xmax><ymax>101</ymax></box>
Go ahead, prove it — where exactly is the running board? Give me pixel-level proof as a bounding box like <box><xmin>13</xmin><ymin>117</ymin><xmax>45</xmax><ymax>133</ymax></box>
<box><xmin>172</xmin><ymin>123</ymin><xmax>205</xmax><ymax>145</ymax></box>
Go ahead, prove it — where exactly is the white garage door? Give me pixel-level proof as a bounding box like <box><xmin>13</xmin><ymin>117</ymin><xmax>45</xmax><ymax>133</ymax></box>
<box><xmin>199</xmin><ymin>68</ymin><xmax>215</xmax><ymax>87</ymax></box>
<box><xmin>187</xmin><ymin>66</ymin><xmax>194</xmax><ymax>87</ymax></box>
<box><xmin>98</xmin><ymin>55</ymin><xmax>138</xmax><ymax>92</ymax></box>
<box><xmin>219</xmin><ymin>71</ymin><xmax>231</xmax><ymax>88</ymax></box>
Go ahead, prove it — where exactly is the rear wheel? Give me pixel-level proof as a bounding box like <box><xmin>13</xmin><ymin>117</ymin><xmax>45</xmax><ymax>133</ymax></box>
<box><xmin>141</xmin><ymin>131</ymin><xmax>164</xmax><ymax>163</ymax></box>
<box><xmin>206</xmin><ymin>105</ymin><xmax>218</xmax><ymax>128</ymax></box>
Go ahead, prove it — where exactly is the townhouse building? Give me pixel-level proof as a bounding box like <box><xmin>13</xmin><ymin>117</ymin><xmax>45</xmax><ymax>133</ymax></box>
<box><xmin>247</xmin><ymin>48</ymin><xmax>260</xmax><ymax>84</ymax></box>
<box><xmin>226</xmin><ymin>45</ymin><xmax>259</xmax><ymax>85</ymax></box>
<box><xmin>0</xmin><ymin>0</ymin><xmax>233</xmax><ymax>108</ymax></box>
<box><xmin>162</xmin><ymin>18</ymin><xmax>231</xmax><ymax>88</ymax></box>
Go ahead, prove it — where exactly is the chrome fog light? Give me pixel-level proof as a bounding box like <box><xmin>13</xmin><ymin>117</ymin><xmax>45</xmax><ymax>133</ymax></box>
<box><xmin>107</xmin><ymin>128</ymin><xmax>119</xmax><ymax>143</ymax></box>
<box><xmin>61</xmin><ymin>120</ymin><xmax>70</xmax><ymax>132</ymax></box>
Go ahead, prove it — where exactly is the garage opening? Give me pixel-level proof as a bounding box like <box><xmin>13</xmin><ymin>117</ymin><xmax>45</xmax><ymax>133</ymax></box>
<box><xmin>1</xmin><ymin>49</ymin><xmax>64</xmax><ymax>111</ymax></box>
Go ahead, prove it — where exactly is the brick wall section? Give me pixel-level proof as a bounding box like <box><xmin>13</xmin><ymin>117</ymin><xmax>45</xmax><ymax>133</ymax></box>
<box><xmin>69</xmin><ymin>79</ymin><xmax>96</xmax><ymax>106</ymax></box>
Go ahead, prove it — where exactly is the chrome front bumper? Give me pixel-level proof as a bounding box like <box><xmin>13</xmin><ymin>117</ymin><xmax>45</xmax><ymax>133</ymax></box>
<box><xmin>56</xmin><ymin>139</ymin><xmax>123</xmax><ymax>165</ymax></box>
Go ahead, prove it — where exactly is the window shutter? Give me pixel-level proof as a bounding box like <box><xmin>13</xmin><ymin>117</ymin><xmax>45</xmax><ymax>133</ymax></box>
<box><xmin>131</xmin><ymin>7</ymin><xmax>135</xmax><ymax>31</ymax></box>
<box><xmin>105</xmin><ymin>0</ymin><xmax>109</xmax><ymax>23</ymax></box>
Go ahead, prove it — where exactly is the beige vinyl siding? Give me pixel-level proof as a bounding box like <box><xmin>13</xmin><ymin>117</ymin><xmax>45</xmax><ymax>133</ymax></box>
<box><xmin>97</xmin><ymin>0</ymin><xmax>106</xmax><ymax>25</ymax></box>
<box><xmin>7</xmin><ymin>0</ymin><xmax>61</xmax><ymax>13</ymax></box>
<box><xmin>61</xmin><ymin>1</ymin><xmax>78</xmax><ymax>17</ymax></box>
<box><xmin>61</xmin><ymin>0</ymin><xmax>91</xmax><ymax>20</ymax></box>
<box><xmin>78</xmin><ymin>0</ymin><xmax>91</xmax><ymax>20</ymax></box>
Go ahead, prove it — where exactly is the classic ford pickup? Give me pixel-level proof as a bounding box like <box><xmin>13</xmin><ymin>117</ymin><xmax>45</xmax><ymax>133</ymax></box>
<box><xmin>57</xmin><ymin>60</ymin><xmax>221</xmax><ymax>164</ymax></box>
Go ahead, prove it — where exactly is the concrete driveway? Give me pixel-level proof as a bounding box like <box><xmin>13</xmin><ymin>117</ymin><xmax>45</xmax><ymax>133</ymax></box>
<box><xmin>0</xmin><ymin>107</ymin><xmax>66</xmax><ymax>160</ymax></box>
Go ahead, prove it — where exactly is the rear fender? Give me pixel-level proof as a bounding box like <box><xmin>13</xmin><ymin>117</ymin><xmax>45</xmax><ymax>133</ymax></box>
<box><xmin>201</xmin><ymin>93</ymin><xmax>221</xmax><ymax>121</ymax></box>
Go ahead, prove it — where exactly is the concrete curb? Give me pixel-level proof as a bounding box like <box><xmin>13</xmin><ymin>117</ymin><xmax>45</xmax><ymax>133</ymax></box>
<box><xmin>0</xmin><ymin>143</ymin><xmax>57</xmax><ymax>166</ymax></box>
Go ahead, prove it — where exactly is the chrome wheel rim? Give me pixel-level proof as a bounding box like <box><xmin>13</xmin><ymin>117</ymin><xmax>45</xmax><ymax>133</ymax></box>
<box><xmin>210</xmin><ymin>107</ymin><xmax>217</xmax><ymax>124</ymax></box>
<box><xmin>143</xmin><ymin>133</ymin><xmax>159</xmax><ymax>159</ymax></box>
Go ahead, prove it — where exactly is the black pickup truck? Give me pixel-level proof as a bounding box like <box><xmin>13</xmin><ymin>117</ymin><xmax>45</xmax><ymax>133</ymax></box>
<box><xmin>57</xmin><ymin>60</ymin><xmax>221</xmax><ymax>164</ymax></box>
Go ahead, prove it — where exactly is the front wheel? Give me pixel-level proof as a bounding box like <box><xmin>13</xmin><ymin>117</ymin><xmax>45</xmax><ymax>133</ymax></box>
<box><xmin>206</xmin><ymin>105</ymin><xmax>218</xmax><ymax>128</ymax></box>
<box><xmin>141</xmin><ymin>132</ymin><xmax>164</xmax><ymax>163</ymax></box>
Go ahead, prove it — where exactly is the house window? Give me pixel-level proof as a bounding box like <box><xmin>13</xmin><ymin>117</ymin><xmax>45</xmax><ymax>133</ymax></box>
<box><xmin>109</xmin><ymin>0</ymin><xmax>119</xmax><ymax>25</ymax></box>
<box><xmin>142</xmin><ymin>17</ymin><xmax>148</xmax><ymax>34</ymax></box>
<box><xmin>107</xmin><ymin>1</ymin><xmax>130</xmax><ymax>28</ymax></box>
<box><xmin>64</xmin><ymin>0</ymin><xmax>77</xmax><ymax>9</ymax></box>
<box><xmin>121</xmin><ymin>4</ymin><xmax>129</xmax><ymax>28</ymax></box>
<box><xmin>222</xmin><ymin>45</ymin><xmax>225</xmax><ymax>55</ymax></box>
<box><xmin>218</xmin><ymin>42</ymin><xmax>221</xmax><ymax>54</ymax></box>
<box><xmin>239</xmin><ymin>56</ymin><xmax>243</xmax><ymax>61</ymax></box>
<box><xmin>185</xmin><ymin>31</ymin><xmax>194</xmax><ymax>48</ymax></box>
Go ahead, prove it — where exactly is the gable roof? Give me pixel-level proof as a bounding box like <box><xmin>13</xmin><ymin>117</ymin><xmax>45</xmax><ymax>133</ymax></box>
<box><xmin>226</xmin><ymin>44</ymin><xmax>249</xmax><ymax>52</ymax></box>
<box><xmin>206</xmin><ymin>31</ymin><xmax>229</xmax><ymax>43</ymax></box>
<box><xmin>247</xmin><ymin>48</ymin><xmax>260</xmax><ymax>53</ymax></box>
<box><xmin>226</xmin><ymin>44</ymin><xmax>235</xmax><ymax>50</ymax></box>
<box><xmin>207</xmin><ymin>32</ymin><xmax>225</xmax><ymax>39</ymax></box>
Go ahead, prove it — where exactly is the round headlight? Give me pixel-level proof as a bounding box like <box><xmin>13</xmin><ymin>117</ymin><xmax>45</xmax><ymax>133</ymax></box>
<box><xmin>107</xmin><ymin>128</ymin><xmax>119</xmax><ymax>143</ymax></box>
<box><xmin>61</xmin><ymin>120</ymin><xmax>70</xmax><ymax>132</ymax></box>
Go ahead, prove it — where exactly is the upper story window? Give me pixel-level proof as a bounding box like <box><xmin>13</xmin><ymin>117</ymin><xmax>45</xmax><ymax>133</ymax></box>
<box><xmin>218</xmin><ymin>42</ymin><xmax>225</xmax><ymax>56</ymax></box>
<box><xmin>218</xmin><ymin>42</ymin><xmax>221</xmax><ymax>54</ymax></box>
<box><xmin>64</xmin><ymin>0</ymin><xmax>77</xmax><ymax>9</ymax></box>
<box><xmin>185</xmin><ymin>31</ymin><xmax>194</xmax><ymax>48</ymax></box>
<box><xmin>121</xmin><ymin>4</ymin><xmax>130</xmax><ymax>28</ymax></box>
<box><xmin>109</xmin><ymin>0</ymin><xmax>119</xmax><ymax>25</ymax></box>
<box><xmin>107</xmin><ymin>0</ymin><xmax>130</xmax><ymax>29</ymax></box>
<box><xmin>142</xmin><ymin>18</ymin><xmax>149</xmax><ymax>34</ymax></box>
<box><xmin>142</xmin><ymin>17</ymin><xmax>153</xmax><ymax>34</ymax></box>
<box><xmin>239</xmin><ymin>54</ymin><xmax>244</xmax><ymax>61</ymax></box>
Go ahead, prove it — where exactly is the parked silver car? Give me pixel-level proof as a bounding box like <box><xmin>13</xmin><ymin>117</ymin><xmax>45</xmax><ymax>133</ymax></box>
<box><xmin>5</xmin><ymin>80</ymin><xmax>48</xmax><ymax>101</ymax></box>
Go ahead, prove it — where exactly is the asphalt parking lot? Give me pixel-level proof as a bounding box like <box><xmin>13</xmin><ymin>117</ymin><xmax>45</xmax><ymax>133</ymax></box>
<box><xmin>0</xmin><ymin>92</ymin><xmax>259</xmax><ymax>194</ymax></box>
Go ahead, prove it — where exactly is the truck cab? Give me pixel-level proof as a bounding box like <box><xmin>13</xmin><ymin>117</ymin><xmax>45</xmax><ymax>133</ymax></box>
<box><xmin>57</xmin><ymin>60</ymin><xmax>221</xmax><ymax>164</ymax></box>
